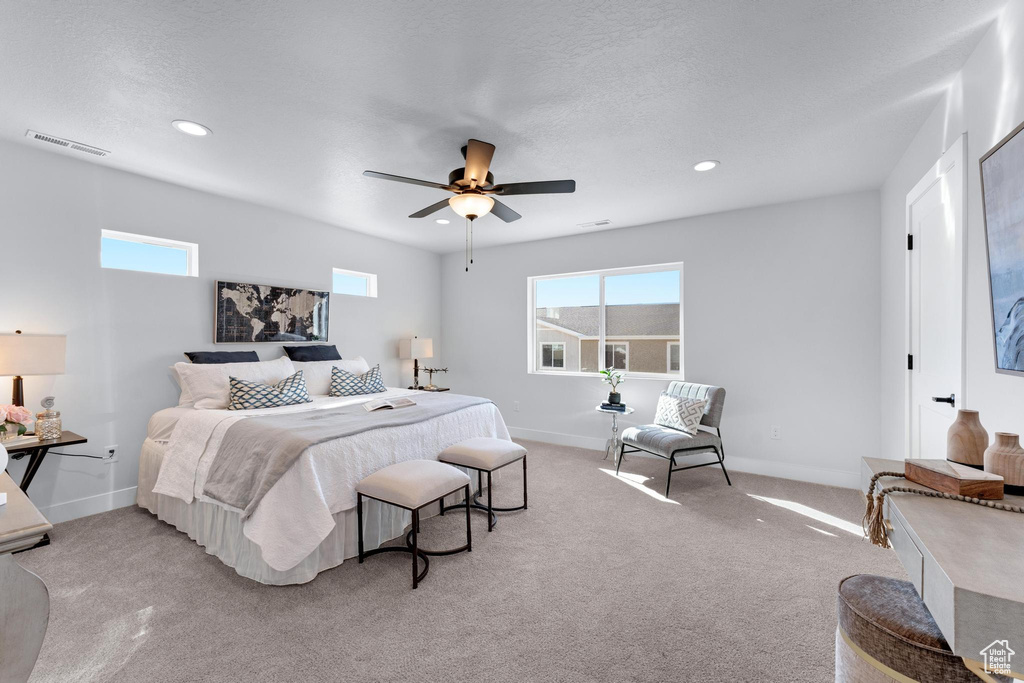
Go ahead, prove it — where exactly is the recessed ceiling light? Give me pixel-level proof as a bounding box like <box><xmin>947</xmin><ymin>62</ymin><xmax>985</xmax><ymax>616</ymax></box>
<box><xmin>435</xmin><ymin>218</ymin><xmax>450</xmax><ymax>225</ymax></box>
<box><xmin>172</xmin><ymin>120</ymin><xmax>211</xmax><ymax>136</ymax></box>
<box><xmin>694</xmin><ymin>160</ymin><xmax>719</xmax><ymax>172</ymax></box>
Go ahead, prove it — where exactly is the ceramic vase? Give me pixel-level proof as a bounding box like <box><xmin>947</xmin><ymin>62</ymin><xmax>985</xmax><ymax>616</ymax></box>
<box><xmin>607</xmin><ymin>392</ymin><xmax>621</xmax><ymax>405</ymax></box>
<box><xmin>984</xmin><ymin>432</ymin><xmax>1024</xmax><ymax>495</ymax></box>
<box><xmin>946</xmin><ymin>409</ymin><xmax>988</xmax><ymax>469</ymax></box>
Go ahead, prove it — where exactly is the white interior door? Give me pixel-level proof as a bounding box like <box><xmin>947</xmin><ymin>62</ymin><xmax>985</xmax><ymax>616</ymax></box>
<box><xmin>907</xmin><ymin>134</ymin><xmax>966</xmax><ymax>459</ymax></box>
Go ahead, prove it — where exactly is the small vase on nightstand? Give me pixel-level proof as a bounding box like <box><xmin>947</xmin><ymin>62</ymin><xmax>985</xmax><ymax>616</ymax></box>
<box><xmin>607</xmin><ymin>392</ymin><xmax>621</xmax><ymax>405</ymax></box>
<box><xmin>946</xmin><ymin>409</ymin><xmax>988</xmax><ymax>469</ymax></box>
<box><xmin>984</xmin><ymin>432</ymin><xmax>1024</xmax><ymax>495</ymax></box>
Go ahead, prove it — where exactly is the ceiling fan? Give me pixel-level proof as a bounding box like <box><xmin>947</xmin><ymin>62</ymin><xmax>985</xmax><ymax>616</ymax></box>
<box><xmin>363</xmin><ymin>139</ymin><xmax>576</xmax><ymax>222</ymax></box>
<box><xmin>363</xmin><ymin>139</ymin><xmax>576</xmax><ymax>270</ymax></box>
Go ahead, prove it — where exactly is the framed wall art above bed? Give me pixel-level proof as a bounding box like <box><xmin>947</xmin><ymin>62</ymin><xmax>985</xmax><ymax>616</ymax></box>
<box><xmin>215</xmin><ymin>280</ymin><xmax>329</xmax><ymax>344</ymax></box>
<box><xmin>981</xmin><ymin>119</ymin><xmax>1024</xmax><ymax>376</ymax></box>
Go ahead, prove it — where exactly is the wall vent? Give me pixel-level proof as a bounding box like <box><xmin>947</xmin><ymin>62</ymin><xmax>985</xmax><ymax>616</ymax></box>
<box><xmin>25</xmin><ymin>130</ymin><xmax>110</xmax><ymax>158</ymax></box>
<box><xmin>576</xmin><ymin>219</ymin><xmax>612</xmax><ymax>229</ymax></box>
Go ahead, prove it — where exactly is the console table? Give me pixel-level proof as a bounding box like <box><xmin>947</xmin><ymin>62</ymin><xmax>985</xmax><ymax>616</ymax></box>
<box><xmin>0</xmin><ymin>472</ymin><xmax>51</xmax><ymax>682</ymax></box>
<box><xmin>862</xmin><ymin>457</ymin><xmax>1024</xmax><ymax>679</ymax></box>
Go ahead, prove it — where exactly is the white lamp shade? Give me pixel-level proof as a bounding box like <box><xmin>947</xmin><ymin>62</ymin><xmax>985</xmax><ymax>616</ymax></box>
<box><xmin>449</xmin><ymin>194</ymin><xmax>494</xmax><ymax>218</ymax></box>
<box><xmin>399</xmin><ymin>337</ymin><xmax>433</xmax><ymax>360</ymax></box>
<box><xmin>0</xmin><ymin>334</ymin><xmax>67</xmax><ymax>376</ymax></box>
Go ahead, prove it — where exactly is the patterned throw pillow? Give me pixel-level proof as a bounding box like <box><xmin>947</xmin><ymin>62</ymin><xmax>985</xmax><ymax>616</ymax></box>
<box><xmin>228</xmin><ymin>371</ymin><xmax>312</xmax><ymax>410</ymax></box>
<box><xmin>654</xmin><ymin>393</ymin><xmax>707</xmax><ymax>435</ymax></box>
<box><xmin>330</xmin><ymin>364</ymin><xmax>386</xmax><ymax>397</ymax></box>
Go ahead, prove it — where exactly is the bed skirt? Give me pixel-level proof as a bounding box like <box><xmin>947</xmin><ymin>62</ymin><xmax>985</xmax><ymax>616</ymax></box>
<box><xmin>136</xmin><ymin>438</ymin><xmax>467</xmax><ymax>585</ymax></box>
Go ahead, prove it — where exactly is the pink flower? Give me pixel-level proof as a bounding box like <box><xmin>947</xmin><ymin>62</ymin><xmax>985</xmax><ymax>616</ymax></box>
<box><xmin>4</xmin><ymin>405</ymin><xmax>33</xmax><ymax>425</ymax></box>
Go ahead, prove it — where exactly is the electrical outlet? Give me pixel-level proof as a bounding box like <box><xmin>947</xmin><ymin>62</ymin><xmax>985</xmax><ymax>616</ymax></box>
<box><xmin>770</xmin><ymin>426</ymin><xmax>781</xmax><ymax>440</ymax></box>
<box><xmin>513</xmin><ymin>401</ymin><xmax>520</xmax><ymax>412</ymax></box>
<box><xmin>105</xmin><ymin>444</ymin><xmax>119</xmax><ymax>463</ymax></box>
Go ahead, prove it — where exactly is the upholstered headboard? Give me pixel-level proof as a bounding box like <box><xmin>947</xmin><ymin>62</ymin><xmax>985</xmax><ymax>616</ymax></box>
<box><xmin>665</xmin><ymin>381</ymin><xmax>726</xmax><ymax>428</ymax></box>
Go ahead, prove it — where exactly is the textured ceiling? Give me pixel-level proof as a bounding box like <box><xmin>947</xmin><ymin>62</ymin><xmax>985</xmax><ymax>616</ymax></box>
<box><xmin>0</xmin><ymin>0</ymin><xmax>1007</xmax><ymax>252</ymax></box>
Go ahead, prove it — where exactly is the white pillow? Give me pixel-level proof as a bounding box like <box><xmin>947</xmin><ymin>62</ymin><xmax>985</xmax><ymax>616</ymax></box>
<box><xmin>170</xmin><ymin>366</ymin><xmax>193</xmax><ymax>406</ymax></box>
<box><xmin>173</xmin><ymin>356</ymin><xmax>296</xmax><ymax>409</ymax></box>
<box><xmin>292</xmin><ymin>357</ymin><xmax>371</xmax><ymax>396</ymax></box>
<box><xmin>654</xmin><ymin>393</ymin><xmax>707</xmax><ymax>435</ymax></box>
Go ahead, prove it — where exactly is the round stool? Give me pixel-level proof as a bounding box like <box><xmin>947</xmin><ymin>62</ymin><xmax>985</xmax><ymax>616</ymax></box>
<box><xmin>438</xmin><ymin>437</ymin><xmax>527</xmax><ymax>532</ymax></box>
<box><xmin>356</xmin><ymin>460</ymin><xmax>471</xmax><ymax>589</ymax></box>
<box><xmin>836</xmin><ymin>574</ymin><xmax>1009</xmax><ymax>682</ymax></box>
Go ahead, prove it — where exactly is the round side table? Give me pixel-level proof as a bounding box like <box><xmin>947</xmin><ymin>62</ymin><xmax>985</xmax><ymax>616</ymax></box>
<box><xmin>596</xmin><ymin>405</ymin><xmax>634</xmax><ymax>463</ymax></box>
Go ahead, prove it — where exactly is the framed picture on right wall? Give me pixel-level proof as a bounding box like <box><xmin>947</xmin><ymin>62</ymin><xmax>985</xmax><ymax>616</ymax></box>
<box><xmin>981</xmin><ymin>119</ymin><xmax>1024</xmax><ymax>376</ymax></box>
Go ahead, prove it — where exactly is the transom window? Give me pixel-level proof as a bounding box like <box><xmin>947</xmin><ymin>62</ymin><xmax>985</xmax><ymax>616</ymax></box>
<box><xmin>100</xmin><ymin>229</ymin><xmax>199</xmax><ymax>277</ymax></box>
<box><xmin>528</xmin><ymin>262</ymin><xmax>683</xmax><ymax>378</ymax></box>
<box><xmin>332</xmin><ymin>268</ymin><xmax>378</xmax><ymax>298</ymax></box>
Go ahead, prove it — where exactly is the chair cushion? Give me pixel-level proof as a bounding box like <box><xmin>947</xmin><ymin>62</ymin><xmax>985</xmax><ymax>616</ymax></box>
<box><xmin>356</xmin><ymin>460</ymin><xmax>470</xmax><ymax>510</ymax></box>
<box><xmin>621</xmin><ymin>424</ymin><xmax>720</xmax><ymax>458</ymax></box>
<box><xmin>439</xmin><ymin>437</ymin><xmax>527</xmax><ymax>471</ymax></box>
<box><xmin>837</xmin><ymin>574</ymin><xmax>989</xmax><ymax>683</ymax></box>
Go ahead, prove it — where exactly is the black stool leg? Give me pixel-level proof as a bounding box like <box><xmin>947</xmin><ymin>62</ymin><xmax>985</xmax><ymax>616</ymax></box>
<box><xmin>487</xmin><ymin>470</ymin><xmax>494</xmax><ymax>532</ymax></box>
<box><xmin>357</xmin><ymin>493</ymin><xmax>364</xmax><ymax>563</ymax></box>
<box><xmin>439</xmin><ymin>493</ymin><xmax>444</xmax><ymax>516</ymax></box>
<box><xmin>523</xmin><ymin>456</ymin><xmax>528</xmax><ymax>510</ymax></box>
<box><xmin>465</xmin><ymin>484</ymin><xmax>472</xmax><ymax>551</ymax></box>
<box><xmin>616</xmin><ymin>443</ymin><xmax>625</xmax><ymax>475</ymax></box>
<box><xmin>411</xmin><ymin>509</ymin><xmax>420</xmax><ymax>589</ymax></box>
<box><xmin>665</xmin><ymin>455</ymin><xmax>675</xmax><ymax>497</ymax></box>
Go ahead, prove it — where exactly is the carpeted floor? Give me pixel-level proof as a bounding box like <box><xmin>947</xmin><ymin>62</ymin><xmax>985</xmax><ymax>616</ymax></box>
<box><xmin>18</xmin><ymin>440</ymin><xmax>904</xmax><ymax>682</ymax></box>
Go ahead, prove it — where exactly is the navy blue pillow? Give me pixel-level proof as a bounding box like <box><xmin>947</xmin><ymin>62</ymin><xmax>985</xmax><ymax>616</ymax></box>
<box><xmin>283</xmin><ymin>345</ymin><xmax>342</xmax><ymax>362</ymax></box>
<box><xmin>185</xmin><ymin>351</ymin><xmax>260</xmax><ymax>364</ymax></box>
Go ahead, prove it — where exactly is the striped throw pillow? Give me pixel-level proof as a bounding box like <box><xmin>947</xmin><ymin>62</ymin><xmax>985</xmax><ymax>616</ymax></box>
<box><xmin>228</xmin><ymin>371</ymin><xmax>312</xmax><ymax>410</ymax></box>
<box><xmin>329</xmin><ymin>364</ymin><xmax>386</xmax><ymax>396</ymax></box>
<box><xmin>654</xmin><ymin>393</ymin><xmax>706</xmax><ymax>435</ymax></box>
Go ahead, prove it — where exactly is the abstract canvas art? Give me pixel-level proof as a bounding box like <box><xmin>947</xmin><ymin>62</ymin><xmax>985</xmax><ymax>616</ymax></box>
<box><xmin>215</xmin><ymin>281</ymin><xmax>329</xmax><ymax>343</ymax></box>
<box><xmin>981</xmin><ymin>120</ymin><xmax>1024</xmax><ymax>375</ymax></box>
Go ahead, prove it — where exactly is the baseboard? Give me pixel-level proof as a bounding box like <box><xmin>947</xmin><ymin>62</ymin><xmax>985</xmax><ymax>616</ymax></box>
<box><xmin>508</xmin><ymin>426</ymin><xmax>860</xmax><ymax>489</ymax></box>
<box><xmin>37</xmin><ymin>486</ymin><xmax>138</xmax><ymax>524</ymax></box>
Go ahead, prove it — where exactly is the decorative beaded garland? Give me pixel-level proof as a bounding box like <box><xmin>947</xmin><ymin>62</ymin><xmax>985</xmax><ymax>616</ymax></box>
<box><xmin>863</xmin><ymin>470</ymin><xmax>1024</xmax><ymax>548</ymax></box>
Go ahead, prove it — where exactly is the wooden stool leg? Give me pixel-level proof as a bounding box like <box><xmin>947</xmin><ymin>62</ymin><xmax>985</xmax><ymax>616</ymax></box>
<box><xmin>357</xmin><ymin>493</ymin><xmax>364</xmax><ymax>563</ymax></box>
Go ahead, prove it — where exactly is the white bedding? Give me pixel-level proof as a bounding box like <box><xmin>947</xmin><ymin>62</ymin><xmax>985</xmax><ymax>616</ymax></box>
<box><xmin>151</xmin><ymin>389</ymin><xmax>510</xmax><ymax>572</ymax></box>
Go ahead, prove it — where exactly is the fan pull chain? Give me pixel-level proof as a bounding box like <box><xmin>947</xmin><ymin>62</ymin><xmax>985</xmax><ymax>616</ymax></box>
<box><xmin>465</xmin><ymin>217</ymin><xmax>470</xmax><ymax>272</ymax></box>
<box><xmin>470</xmin><ymin>218</ymin><xmax>474</xmax><ymax>265</ymax></box>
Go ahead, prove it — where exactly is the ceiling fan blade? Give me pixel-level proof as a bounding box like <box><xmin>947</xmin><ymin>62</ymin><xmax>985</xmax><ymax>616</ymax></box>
<box><xmin>489</xmin><ymin>199</ymin><xmax>522</xmax><ymax>223</ymax></box>
<box><xmin>492</xmin><ymin>179</ymin><xmax>576</xmax><ymax>195</ymax></box>
<box><xmin>363</xmin><ymin>170</ymin><xmax>452</xmax><ymax>191</ymax></box>
<box><xmin>408</xmin><ymin>198</ymin><xmax>452</xmax><ymax>218</ymax></box>
<box><xmin>463</xmin><ymin>139</ymin><xmax>495</xmax><ymax>189</ymax></box>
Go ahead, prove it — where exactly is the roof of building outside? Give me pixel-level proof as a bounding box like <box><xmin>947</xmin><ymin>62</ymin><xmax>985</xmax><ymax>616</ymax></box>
<box><xmin>536</xmin><ymin>304</ymin><xmax>679</xmax><ymax>337</ymax></box>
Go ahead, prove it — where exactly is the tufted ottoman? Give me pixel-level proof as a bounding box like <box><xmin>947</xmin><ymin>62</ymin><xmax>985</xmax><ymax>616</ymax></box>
<box><xmin>836</xmin><ymin>574</ymin><xmax>1010</xmax><ymax>682</ymax></box>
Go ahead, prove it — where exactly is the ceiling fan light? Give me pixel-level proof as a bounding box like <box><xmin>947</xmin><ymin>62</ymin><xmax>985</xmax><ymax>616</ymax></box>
<box><xmin>449</xmin><ymin>193</ymin><xmax>494</xmax><ymax>219</ymax></box>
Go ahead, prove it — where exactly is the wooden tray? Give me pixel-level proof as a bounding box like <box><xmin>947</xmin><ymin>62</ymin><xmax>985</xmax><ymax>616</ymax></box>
<box><xmin>905</xmin><ymin>459</ymin><xmax>1004</xmax><ymax>500</ymax></box>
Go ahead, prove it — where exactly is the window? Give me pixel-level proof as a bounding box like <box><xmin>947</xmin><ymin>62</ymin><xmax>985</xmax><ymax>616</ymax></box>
<box><xmin>605</xmin><ymin>342</ymin><xmax>628</xmax><ymax>371</ymax></box>
<box><xmin>668</xmin><ymin>342</ymin><xmax>680</xmax><ymax>372</ymax></box>
<box><xmin>528</xmin><ymin>262</ymin><xmax>682</xmax><ymax>377</ymax></box>
<box><xmin>100</xmin><ymin>229</ymin><xmax>198</xmax><ymax>277</ymax></box>
<box><xmin>332</xmin><ymin>268</ymin><xmax>377</xmax><ymax>298</ymax></box>
<box><xmin>540</xmin><ymin>342</ymin><xmax>565</xmax><ymax>369</ymax></box>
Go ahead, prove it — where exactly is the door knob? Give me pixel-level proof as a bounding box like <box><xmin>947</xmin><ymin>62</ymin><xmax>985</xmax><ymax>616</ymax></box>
<box><xmin>931</xmin><ymin>394</ymin><xmax>956</xmax><ymax>407</ymax></box>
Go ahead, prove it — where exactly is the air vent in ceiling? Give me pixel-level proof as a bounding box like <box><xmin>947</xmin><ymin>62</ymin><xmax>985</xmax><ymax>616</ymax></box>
<box><xmin>25</xmin><ymin>130</ymin><xmax>110</xmax><ymax>158</ymax></box>
<box><xmin>576</xmin><ymin>219</ymin><xmax>612</xmax><ymax>229</ymax></box>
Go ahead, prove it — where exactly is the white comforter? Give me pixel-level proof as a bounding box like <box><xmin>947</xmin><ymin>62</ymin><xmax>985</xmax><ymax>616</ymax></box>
<box><xmin>152</xmin><ymin>389</ymin><xmax>510</xmax><ymax>571</ymax></box>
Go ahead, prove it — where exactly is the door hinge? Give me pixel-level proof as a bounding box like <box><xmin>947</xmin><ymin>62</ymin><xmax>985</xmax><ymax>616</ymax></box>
<box><xmin>907</xmin><ymin>354</ymin><xmax>914</xmax><ymax>370</ymax></box>
<box><xmin>907</xmin><ymin>234</ymin><xmax>914</xmax><ymax>250</ymax></box>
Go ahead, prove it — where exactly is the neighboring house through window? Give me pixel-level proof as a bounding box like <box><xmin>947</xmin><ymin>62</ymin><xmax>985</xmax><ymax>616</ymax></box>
<box><xmin>528</xmin><ymin>263</ymin><xmax>683</xmax><ymax>377</ymax></box>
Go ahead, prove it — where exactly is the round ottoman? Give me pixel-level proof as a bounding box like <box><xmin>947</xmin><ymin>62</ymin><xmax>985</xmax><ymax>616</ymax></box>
<box><xmin>836</xmin><ymin>574</ymin><xmax>1008</xmax><ymax>682</ymax></box>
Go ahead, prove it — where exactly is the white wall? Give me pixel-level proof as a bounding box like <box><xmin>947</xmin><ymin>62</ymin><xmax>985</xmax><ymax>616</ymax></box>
<box><xmin>880</xmin><ymin>2</ymin><xmax>1024</xmax><ymax>459</ymax></box>
<box><xmin>440</xmin><ymin>191</ymin><xmax>881</xmax><ymax>488</ymax></box>
<box><xmin>0</xmin><ymin>140</ymin><xmax>441</xmax><ymax>522</ymax></box>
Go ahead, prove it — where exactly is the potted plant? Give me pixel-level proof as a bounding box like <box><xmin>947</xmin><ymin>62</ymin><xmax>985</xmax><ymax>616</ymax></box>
<box><xmin>599</xmin><ymin>368</ymin><xmax>626</xmax><ymax>405</ymax></box>
<box><xmin>0</xmin><ymin>404</ymin><xmax>33</xmax><ymax>442</ymax></box>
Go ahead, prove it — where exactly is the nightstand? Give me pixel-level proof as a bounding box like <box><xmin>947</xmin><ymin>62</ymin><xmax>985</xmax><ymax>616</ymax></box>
<box><xmin>5</xmin><ymin>431</ymin><xmax>87</xmax><ymax>494</ymax></box>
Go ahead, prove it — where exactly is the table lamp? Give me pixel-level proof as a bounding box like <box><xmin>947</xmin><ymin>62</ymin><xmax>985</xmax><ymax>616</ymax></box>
<box><xmin>399</xmin><ymin>337</ymin><xmax>433</xmax><ymax>389</ymax></box>
<box><xmin>0</xmin><ymin>331</ymin><xmax>67</xmax><ymax>406</ymax></box>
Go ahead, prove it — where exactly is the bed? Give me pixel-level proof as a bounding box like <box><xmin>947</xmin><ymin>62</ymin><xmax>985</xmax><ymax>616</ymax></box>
<box><xmin>137</xmin><ymin>357</ymin><xmax>510</xmax><ymax>585</ymax></box>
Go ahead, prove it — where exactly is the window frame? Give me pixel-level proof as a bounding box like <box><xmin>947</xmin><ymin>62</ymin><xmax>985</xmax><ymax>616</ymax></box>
<box><xmin>667</xmin><ymin>342</ymin><xmax>681</xmax><ymax>373</ymax></box>
<box><xmin>332</xmin><ymin>267</ymin><xmax>378</xmax><ymax>298</ymax></box>
<box><xmin>527</xmin><ymin>261</ymin><xmax>684</xmax><ymax>380</ymax></box>
<box><xmin>100</xmin><ymin>229</ymin><xmax>199</xmax><ymax>277</ymax></box>
<box><xmin>604</xmin><ymin>341</ymin><xmax>629</xmax><ymax>371</ymax></box>
<box><xmin>539</xmin><ymin>341</ymin><xmax>566</xmax><ymax>370</ymax></box>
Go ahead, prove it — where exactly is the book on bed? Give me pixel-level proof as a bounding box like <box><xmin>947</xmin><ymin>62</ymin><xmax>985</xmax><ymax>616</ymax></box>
<box><xmin>363</xmin><ymin>397</ymin><xmax>417</xmax><ymax>412</ymax></box>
